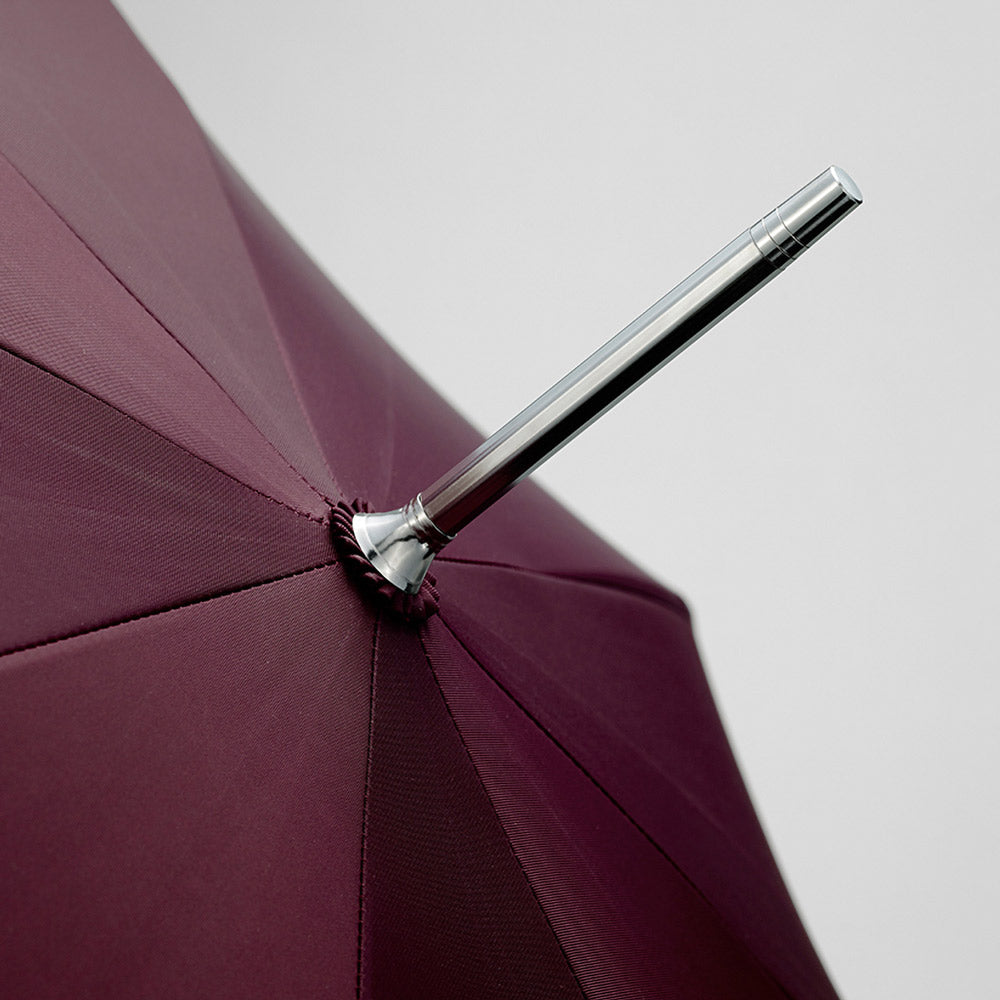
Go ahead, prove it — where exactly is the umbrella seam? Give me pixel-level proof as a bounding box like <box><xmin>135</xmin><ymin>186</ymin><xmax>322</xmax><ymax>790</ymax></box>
<box><xmin>435</xmin><ymin>555</ymin><xmax>690</xmax><ymax>620</ymax></box>
<box><xmin>435</xmin><ymin>613</ymin><xmax>798</xmax><ymax>1000</ymax></box>
<box><xmin>204</xmin><ymin>143</ymin><xmax>343</xmax><ymax>502</ymax></box>
<box><xmin>439</xmin><ymin>602</ymin><xmax>773</xmax><ymax>873</ymax></box>
<box><xmin>0</xmin><ymin>560</ymin><xmax>338</xmax><ymax>660</ymax></box>
<box><xmin>416</xmin><ymin>630</ymin><xmax>588</xmax><ymax>1000</ymax></box>
<box><xmin>0</xmin><ymin>149</ymin><xmax>334</xmax><ymax>512</ymax></box>
<box><xmin>0</xmin><ymin>342</ymin><xmax>327</xmax><ymax>525</ymax></box>
<box><xmin>354</xmin><ymin>612</ymin><xmax>380</xmax><ymax>1000</ymax></box>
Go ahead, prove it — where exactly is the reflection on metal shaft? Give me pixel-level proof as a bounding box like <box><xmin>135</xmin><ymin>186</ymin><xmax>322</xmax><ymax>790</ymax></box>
<box><xmin>354</xmin><ymin>166</ymin><xmax>862</xmax><ymax>594</ymax></box>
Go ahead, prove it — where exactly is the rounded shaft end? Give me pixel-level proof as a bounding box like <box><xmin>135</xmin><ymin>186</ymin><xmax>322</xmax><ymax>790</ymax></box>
<box><xmin>751</xmin><ymin>165</ymin><xmax>862</xmax><ymax>265</ymax></box>
<box><xmin>775</xmin><ymin>165</ymin><xmax>863</xmax><ymax>248</ymax></box>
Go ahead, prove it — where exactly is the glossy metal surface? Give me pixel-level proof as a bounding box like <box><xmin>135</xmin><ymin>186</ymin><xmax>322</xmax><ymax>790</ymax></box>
<box><xmin>352</xmin><ymin>497</ymin><xmax>453</xmax><ymax>595</ymax></box>
<box><xmin>354</xmin><ymin>166</ymin><xmax>862</xmax><ymax>593</ymax></box>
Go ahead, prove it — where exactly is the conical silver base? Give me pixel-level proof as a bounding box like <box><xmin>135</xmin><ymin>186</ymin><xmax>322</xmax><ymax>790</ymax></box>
<box><xmin>352</xmin><ymin>497</ymin><xmax>452</xmax><ymax>595</ymax></box>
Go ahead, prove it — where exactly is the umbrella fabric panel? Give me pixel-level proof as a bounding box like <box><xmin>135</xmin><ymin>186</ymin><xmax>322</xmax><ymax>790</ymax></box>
<box><xmin>432</xmin><ymin>563</ymin><xmax>839</xmax><ymax>1000</ymax></box>
<box><xmin>0</xmin><ymin>564</ymin><xmax>372</xmax><ymax>1000</ymax></box>
<box><xmin>210</xmin><ymin>152</ymin><xmax>416</xmax><ymax>512</ymax></box>
<box><xmin>358</xmin><ymin>616</ymin><xmax>584</xmax><ymax>999</ymax></box>
<box><xmin>425</xmin><ymin>617</ymin><xmax>791</xmax><ymax>1000</ymax></box>
<box><xmin>0</xmin><ymin>0</ymin><xmax>338</xmax><ymax>500</ymax></box>
<box><xmin>0</xmin><ymin>152</ymin><xmax>328</xmax><ymax>518</ymax></box>
<box><xmin>0</xmin><ymin>346</ymin><xmax>333</xmax><ymax>653</ymax></box>
<box><xmin>438</xmin><ymin>562</ymin><xmax>767</xmax><ymax>848</ymax></box>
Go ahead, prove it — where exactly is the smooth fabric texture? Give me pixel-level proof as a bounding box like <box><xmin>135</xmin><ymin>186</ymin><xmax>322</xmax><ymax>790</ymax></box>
<box><xmin>0</xmin><ymin>347</ymin><xmax>332</xmax><ymax>652</ymax></box>
<box><xmin>0</xmin><ymin>566</ymin><xmax>371</xmax><ymax>999</ymax></box>
<box><xmin>0</xmin><ymin>3</ymin><xmax>840</xmax><ymax>998</ymax></box>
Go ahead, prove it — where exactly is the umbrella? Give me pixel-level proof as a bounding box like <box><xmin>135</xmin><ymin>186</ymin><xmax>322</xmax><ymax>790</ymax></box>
<box><xmin>1</xmin><ymin>2</ymin><xmax>852</xmax><ymax>997</ymax></box>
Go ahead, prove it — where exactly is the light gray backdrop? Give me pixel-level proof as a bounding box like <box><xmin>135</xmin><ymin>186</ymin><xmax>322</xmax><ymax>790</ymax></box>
<box><xmin>114</xmin><ymin>2</ymin><xmax>999</xmax><ymax>997</ymax></box>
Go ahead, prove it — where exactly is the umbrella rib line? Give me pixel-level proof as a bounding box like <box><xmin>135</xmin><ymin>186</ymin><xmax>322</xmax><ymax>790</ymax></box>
<box><xmin>0</xmin><ymin>342</ymin><xmax>327</xmax><ymax>525</ymax></box>
<box><xmin>435</xmin><ymin>555</ymin><xmax>690</xmax><ymax>621</ymax></box>
<box><xmin>0</xmin><ymin>559</ymin><xmax>338</xmax><ymax>660</ymax></box>
<box><xmin>415</xmin><ymin>630</ymin><xmax>587</xmax><ymax>999</ymax></box>
<box><xmin>435</xmin><ymin>613</ymin><xmax>797</xmax><ymax>1000</ymax></box>
<box><xmin>420</xmin><ymin>609</ymin><xmax>768</xmax><ymax>880</ymax></box>
<box><xmin>436</xmin><ymin>612</ymin><xmax>706</xmax><ymax>872</ymax></box>
<box><xmin>205</xmin><ymin>143</ymin><xmax>342</xmax><ymax>499</ymax></box>
<box><xmin>0</xmin><ymin>150</ymin><xmax>334</xmax><ymax>511</ymax></box>
<box><xmin>354</xmin><ymin>611</ymin><xmax>380</xmax><ymax>1000</ymax></box>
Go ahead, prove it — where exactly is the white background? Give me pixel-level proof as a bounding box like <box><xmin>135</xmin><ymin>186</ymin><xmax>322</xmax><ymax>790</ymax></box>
<box><xmin>114</xmin><ymin>2</ymin><xmax>999</xmax><ymax>996</ymax></box>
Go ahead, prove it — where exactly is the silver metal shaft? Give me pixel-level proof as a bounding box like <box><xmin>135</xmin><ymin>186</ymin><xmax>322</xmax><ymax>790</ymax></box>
<box><xmin>353</xmin><ymin>166</ymin><xmax>862</xmax><ymax>594</ymax></box>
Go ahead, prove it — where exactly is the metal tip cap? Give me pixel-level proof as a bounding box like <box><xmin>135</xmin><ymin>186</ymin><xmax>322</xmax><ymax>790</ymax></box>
<box><xmin>775</xmin><ymin>165</ymin><xmax>863</xmax><ymax>249</ymax></box>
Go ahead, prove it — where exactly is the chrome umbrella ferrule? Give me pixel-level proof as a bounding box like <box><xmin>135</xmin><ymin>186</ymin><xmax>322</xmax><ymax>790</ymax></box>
<box><xmin>352</xmin><ymin>496</ymin><xmax>453</xmax><ymax>596</ymax></box>
<box><xmin>353</xmin><ymin>165</ymin><xmax>862</xmax><ymax>594</ymax></box>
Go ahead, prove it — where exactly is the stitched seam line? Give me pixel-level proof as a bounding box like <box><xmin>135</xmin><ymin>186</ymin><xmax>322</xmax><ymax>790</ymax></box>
<box><xmin>0</xmin><ymin>148</ymin><xmax>331</xmax><ymax>508</ymax></box>
<box><xmin>354</xmin><ymin>611</ymin><xmax>379</xmax><ymax>1000</ymax></box>
<box><xmin>436</xmin><ymin>613</ymin><xmax>795</xmax><ymax>1000</ymax></box>
<box><xmin>435</xmin><ymin>554</ymin><xmax>691</xmax><ymax>620</ymax></box>
<box><xmin>435</xmin><ymin>570</ymin><xmax>777</xmax><ymax>875</ymax></box>
<box><xmin>416</xmin><ymin>630</ymin><xmax>586</xmax><ymax>999</ymax></box>
<box><xmin>204</xmin><ymin>142</ymin><xmax>342</xmax><ymax>502</ymax></box>
<box><xmin>0</xmin><ymin>342</ymin><xmax>327</xmax><ymax>525</ymax></box>
<box><xmin>0</xmin><ymin>560</ymin><xmax>338</xmax><ymax>659</ymax></box>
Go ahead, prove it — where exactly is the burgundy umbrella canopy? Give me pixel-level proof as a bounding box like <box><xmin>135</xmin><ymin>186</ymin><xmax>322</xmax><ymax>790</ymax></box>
<box><xmin>2</xmin><ymin>2</ymin><xmax>840</xmax><ymax>997</ymax></box>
